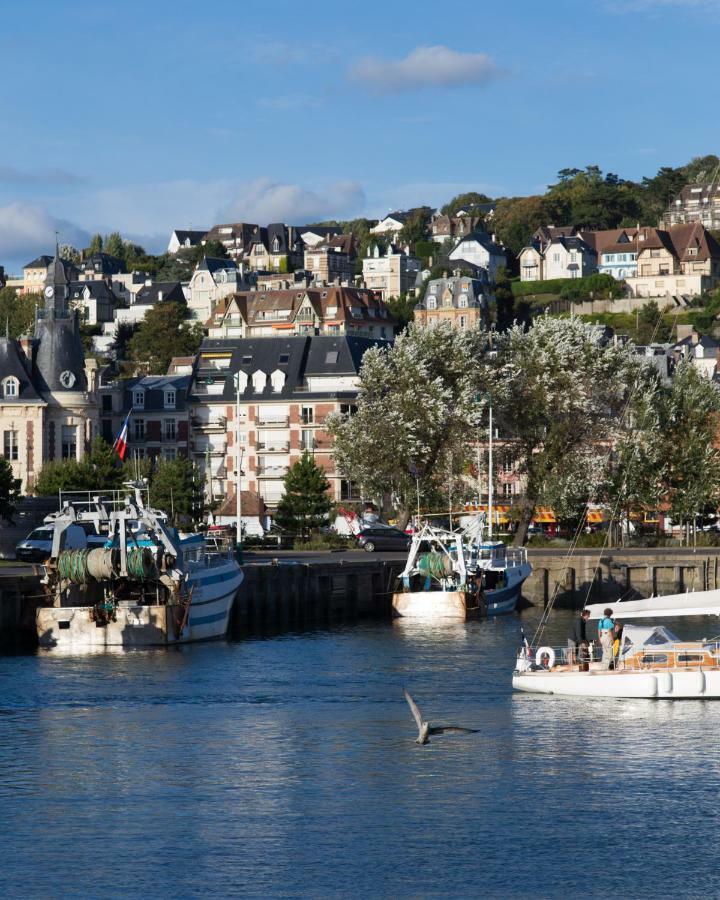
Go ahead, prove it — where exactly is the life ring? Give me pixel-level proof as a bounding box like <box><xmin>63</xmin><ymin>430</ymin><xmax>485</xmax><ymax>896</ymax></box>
<box><xmin>536</xmin><ymin>646</ymin><xmax>555</xmax><ymax>669</ymax></box>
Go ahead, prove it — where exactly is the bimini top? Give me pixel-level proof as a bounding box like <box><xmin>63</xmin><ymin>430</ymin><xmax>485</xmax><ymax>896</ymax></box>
<box><xmin>620</xmin><ymin>625</ymin><xmax>680</xmax><ymax>656</ymax></box>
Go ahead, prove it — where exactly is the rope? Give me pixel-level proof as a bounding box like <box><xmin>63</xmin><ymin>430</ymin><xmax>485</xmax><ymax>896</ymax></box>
<box><xmin>417</xmin><ymin>552</ymin><xmax>454</xmax><ymax>581</ymax></box>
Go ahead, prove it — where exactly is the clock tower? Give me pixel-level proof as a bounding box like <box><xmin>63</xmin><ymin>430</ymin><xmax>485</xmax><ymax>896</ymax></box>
<box><xmin>43</xmin><ymin>242</ymin><xmax>70</xmax><ymax>316</ymax></box>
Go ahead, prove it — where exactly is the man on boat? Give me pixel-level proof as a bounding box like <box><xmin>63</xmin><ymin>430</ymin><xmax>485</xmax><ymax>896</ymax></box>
<box><xmin>567</xmin><ymin>609</ymin><xmax>590</xmax><ymax>663</ymax></box>
<box><xmin>597</xmin><ymin>608</ymin><xmax>615</xmax><ymax>670</ymax></box>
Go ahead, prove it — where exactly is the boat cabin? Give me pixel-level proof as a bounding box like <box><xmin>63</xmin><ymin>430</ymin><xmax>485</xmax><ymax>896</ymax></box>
<box><xmin>620</xmin><ymin>625</ymin><xmax>720</xmax><ymax>670</ymax></box>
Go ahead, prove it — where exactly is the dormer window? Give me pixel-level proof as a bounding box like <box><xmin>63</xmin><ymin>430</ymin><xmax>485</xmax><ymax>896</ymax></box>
<box><xmin>2</xmin><ymin>377</ymin><xmax>18</xmax><ymax>398</ymax></box>
<box><xmin>272</xmin><ymin>237</ymin><xmax>280</xmax><ymax>253</ymax></box>
<box><xmin>270</xmin><ymin>370</ymin><xmax>285</xmax><ymax>392</ymax></box>
<box><xmin>252</xmin><ymin>370</ymin><xmax>267</xmax><ymax>393</ymax></box>
<box><xmin>164</xmin><ymin>389</ymin><xmax>176</xmax><ymax>409</ymax></box>
<box><xmin>459</xmin><ymin>296</ymin><xmax>468</xmax><ymax>308</ymax></box>
<box><xmin>427</xmin><ymin>298</ymin><xmax>437</xmax><ymax>310</ymax></box>
<box><xmin>133</xmin><ymin>389</ymin><xmax>145</xmax><ymax>409</ymax></box>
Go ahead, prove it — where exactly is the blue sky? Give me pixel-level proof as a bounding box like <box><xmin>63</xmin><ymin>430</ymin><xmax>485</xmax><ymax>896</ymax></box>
<box><xmin>0</xmin><ymin>0</ymin><xmax>718</xmax><ymax>270</ymax></box>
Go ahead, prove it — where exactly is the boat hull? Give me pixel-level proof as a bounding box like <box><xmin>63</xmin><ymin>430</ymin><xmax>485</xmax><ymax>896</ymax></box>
<box><xmin>37</xmin><ymin>563</ymin><xmax>243</xmax><ymax>652</ymax></box>
<box><xmin>512</xmin><ymin>668</ymin><xmax>720</xmax><ymax>699</ymax></box>
<box><xmin>392</xmin><ymin>590</ymin><xmax>477</xmax><ymax>620</ymax></box>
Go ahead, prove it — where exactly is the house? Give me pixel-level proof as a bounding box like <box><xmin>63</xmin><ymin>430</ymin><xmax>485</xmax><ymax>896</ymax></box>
<box><xmin>662</xmin><ymin>183</ymin><xmax>720</xmax><ymax>230</ymax></box>
<box><xmin>21</xmin><ymin>254</ymin><xmax>78</xmax><ymax>295</ymax></box>
<box><xmin>304</xmin><ymin>234</ymin><xmax>357</xmax><ymax>285</ymax></box>
<box><xmin>187</xmin><ymin>257</ymin><xmax>247</xmax><ymax>322</ymax></box>
<box><xmin>672</xmin><ymin>327</ymin><xmax>720</xmax><ymax>379</ymax></box>
<box><xmin>414</xmin><ymin>269</ymin><xmax>493</xmax><ymax>331</ymax></box>
<box><xmin>361</xmin><ymin>244</ymin><xmax>421</xmax><ymax>299</ymax></box>
<box><xmin>592</xmin><ymin>228</ymin><xmax>641</xmax><ymax>280</ymax></box>
<box><xmin>77</xmin><ymin>253</ymin><xmax>125</xmax><ymax>280</ymax></box>
<box><xmin>0</xmin><ymin>249</ymin><xmax>100</xmax><ymax>492</ymax></box>
<box><xmin>626</xmin><ymin>223</ymin><xmax>720</xmax><ymax>300</ymax></box>
<box><xmin>541</xmin><ymin>234</ymin><xmax>597</xmax><ymax>280</ymax></box>
<box><xmin>99</xmin><ymin>374</ymin><xmax>191</xmax><ymax>461</ymax></box>
<box><xmin>449</xmin><ymin>230</ymin><xmax>507</xmax><ymax>281</ymax></box>
<box><xmin>134</xmin><ymin>281</ymin><xmax>186</xmax><ymax>305</ymax></box>
<box><xmin>167</xmin><ymin>229</ymin><xmax>207</xmax><ymax>254</ymax></box>
<box><xmin>430</xmin><ymin>212</ymin><xmax>481</xmax><ymax>244</ymax></box>
<box><xmin>369</xmin><ymin>212</ymin><xmax>408</xmax><ymax>239</ymax></box>
<box><xmin>187</xmin><ymin>335</ymin><xmax>388</xmax><ymax>507</ymax></box>
<box><xmin>67</xmin><ymin>280</ymin><xmax>116</xmax><ymax>325</ymax></box>
<box><xmin>298</xmin><ymin>225</ymin><xmax>343</xmax><ymax>248</ymax></box>
<box><xmin>203</xmin><ymin>222</ymin><xmax>257</xmax><ymax>260</ymax></box>
<box><xmin>245</xmin><ymin>224</ymin><xmax>304</xmax><ymax>273</ymax></box>
<box><xmin>206</xmin><ymin>286</ymin><xmax>395</xmax><ymax>341</ymax></box>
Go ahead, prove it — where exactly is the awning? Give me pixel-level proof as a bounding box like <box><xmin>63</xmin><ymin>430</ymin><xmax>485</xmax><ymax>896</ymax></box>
<box><xmin>586</xmin><ymin>509</ymin><xmax>606</xmax><ymax>524</ymax></box>
<box><xmin>463</xmin><ymin>504</ymin><xmax>511</xmax><ymax>524</ymax></box>
<box><xmin>533</xmin><ymin>507</ymin><xmax>557</xmax><ymax>524</ymax></box>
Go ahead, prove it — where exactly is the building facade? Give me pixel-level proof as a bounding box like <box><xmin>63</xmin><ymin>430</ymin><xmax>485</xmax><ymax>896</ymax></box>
<box><xmin>187</xmin><ymin>335</ymin><xmax>386</xmax><ymax>508</ymax></box>
<box><xmin>626</xmin><ymin>224</ymin><xmax>720</xmax><ymax>299</ymax></box>
<box><xmin>362</xmin><ymin>244</ymin><xmax>421</xmax><ymax>299</ymax></box>
<box><xmin>413</xmin><ymin>271</ymin><xmax>492</xmax><ymax>330</ymax></box>
<box><xmin>662</xmin><ymin>183</ymin><xmax>720</xmax><ymax>230</ymax></box>
<box><xmin>449</xmin><ymin>231</ymin><xmax>507</xmax><ymax>281</ymax></box>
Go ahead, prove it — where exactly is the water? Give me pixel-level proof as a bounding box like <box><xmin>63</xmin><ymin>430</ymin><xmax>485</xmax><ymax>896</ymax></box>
<box><xmin>2</xmin><ymin>608</ymin><xmax>720</xmax><ymax>898</ymax></box>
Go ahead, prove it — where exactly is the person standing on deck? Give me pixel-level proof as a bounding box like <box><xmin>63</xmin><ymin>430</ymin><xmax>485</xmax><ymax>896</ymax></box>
<box><xmin>567</xmin><ymin>609</ymin><xmax>590</xmax><ymax>664</ymax></box>
<box><xmin>597</xmin><ymin>608</ymin><xmax>615</xmax><ymax>670</ymax></box>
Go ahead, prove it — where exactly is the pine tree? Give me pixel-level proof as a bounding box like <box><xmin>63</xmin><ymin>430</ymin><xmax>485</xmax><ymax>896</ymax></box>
<box><xmin>0</xmin><ymin>457</ymin><xmax>20</xmax><ymax>521</ymax></box>
<box><xmin>149</xmin><ymin>457</ymin><xmax>202</xmax><ymax>525</ymax></box>
<box><xmin>80</xmin><ymin>437</ymin><xmax>123</xmax><ymax>489</ymax></box>
<box><xmin>275</xmin><ymin>452</ymin><xmax>331</xmax><ymax>537</ymax></box>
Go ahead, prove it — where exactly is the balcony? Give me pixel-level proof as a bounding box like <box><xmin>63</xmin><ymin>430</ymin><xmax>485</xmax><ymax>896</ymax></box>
<box><xmin>257</xmin><ymin>442</ymin><xmax>290</xmax><ymax>452</ymax></box>
<box><xmin>257</xmin><ymin>417</ymin><xmax>289</xmax><ymax>427</ymax></box>
<box><xmin>191</xmin><ymin>415</ymin><xmax>227</xmax><ymax>431</ymax></box>
<box><xmin>257</xmin><ymin>465</ymin><xmax>288</xmax><ymax>478</ymax></box>
<box><xmin>191</xmin><ymin>444</ymin><xmax>226</xmax><ymax>457</ymax></box>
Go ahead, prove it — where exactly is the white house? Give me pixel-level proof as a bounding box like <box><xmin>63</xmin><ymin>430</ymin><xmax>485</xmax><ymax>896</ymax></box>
<box><xmin>167</xmin><ymin>229</ymin><xmax>207</xmax><ymax>254</ymax></box>
<box><xmin>449</xmin><ymin>231</ymin><xmax>507</xmax><ymax>281</ymax></box>
<box><xmin>187</xmin><ymin>257</ymin><xmax>246</xmax><ymax>323</ymax></box>
<box><xmin>369</xmin><ymin>212</ymin><xmax>409</xmax><ymax>239</ymax></box>
<box><xmin>362</xmin><ymin>244</ymin><xmax>421</xmax><ymax>299</ymax></box>
<box><xmin>541</xmin><ymin>235</ymin><xmax>597</xmax><ymax>280</ymax></box>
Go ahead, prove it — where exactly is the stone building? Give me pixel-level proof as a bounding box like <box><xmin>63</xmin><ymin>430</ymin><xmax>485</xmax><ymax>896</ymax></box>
<box><xmin>414</xmin><ymin>270</ymin><xmax>493</xmax><ymax>331</ymax></box>
<box><xmin>662</xmin><ymin>183</ymin><xmax>720</xmax><ymax>230</ymax></box>
<box><xmin>0</xmin><ymin>249</ymin><xmax>100</xmax><ymax>492</ymax></box>
<box><xmin>361</xmin><ymin>244</ymin><xmax>421</xmax><ymax>299</ymax></box>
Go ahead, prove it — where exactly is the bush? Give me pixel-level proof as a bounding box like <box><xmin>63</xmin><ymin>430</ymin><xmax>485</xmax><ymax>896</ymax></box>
<box><xmin>512</xmin><ymin>273</ymin><xmax>618</xmax><ymax>300</ymax></box>
<box><xmin>292</xmin><ymin>533</ymin><xmax>353</xmax><ymax>551</ymax></box>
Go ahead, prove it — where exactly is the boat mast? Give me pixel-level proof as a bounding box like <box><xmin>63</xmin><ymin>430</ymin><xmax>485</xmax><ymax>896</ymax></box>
<box><xmin>488</xmin><ymin>400</ymin><xmax>493</xmax><ymax>539</ymax></box>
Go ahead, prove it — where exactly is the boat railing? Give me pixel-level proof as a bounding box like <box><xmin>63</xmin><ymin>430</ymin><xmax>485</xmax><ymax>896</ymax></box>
<box><xmin>58</xmin><ymin>486</ymin><xmax>151</xmax><ymax>515</ymax></box>
<box><xmin>520</xmin><ymin>641</ymin><xmax>720</xmax><ymax>672</ymax></box>
<box><xmin>505</xmin><ymin>548</ymin><xmax>527</xmax><ymax>567</ymax></box>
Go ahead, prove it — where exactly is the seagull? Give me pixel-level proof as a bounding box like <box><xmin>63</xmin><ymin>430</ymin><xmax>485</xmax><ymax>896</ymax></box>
<box><xmin>403</xmin><ymin>688</ymin><xmax>479</xmax><ymax>745</ymax></box>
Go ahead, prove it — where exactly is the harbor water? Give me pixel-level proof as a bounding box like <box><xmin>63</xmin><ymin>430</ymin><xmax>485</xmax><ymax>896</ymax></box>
<box><xmin>1</xmin><ymin>607</ymin><xmax>719</xmax><ymax>898</ymax></box>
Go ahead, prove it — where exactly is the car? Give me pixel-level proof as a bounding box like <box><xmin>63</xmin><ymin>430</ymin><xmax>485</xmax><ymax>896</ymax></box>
<box><xmin>356</xmin><ymin>526</ymin><xmax>411</xmax><ymax>553</ymax></box>
<box><xmin>15</xmin><ymin>523</ymin><xmax>89</xmax><ymax>563</ymax></box>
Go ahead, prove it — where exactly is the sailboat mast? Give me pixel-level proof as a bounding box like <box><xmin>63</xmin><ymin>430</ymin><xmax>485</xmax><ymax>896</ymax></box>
<box><xmin>488</xmin><ymin>401</ymin><xmax>493</xmax><ymax>539</ymax></box>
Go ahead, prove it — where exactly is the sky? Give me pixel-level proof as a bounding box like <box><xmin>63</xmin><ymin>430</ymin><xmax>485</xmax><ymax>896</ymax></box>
<box><xmin>0</xmin><ymin>0</ymin><xmax>719</xmax><ymax>272</ymax></box>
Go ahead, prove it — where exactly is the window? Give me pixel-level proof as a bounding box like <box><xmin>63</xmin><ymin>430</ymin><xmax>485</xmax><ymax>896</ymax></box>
<box><xmin>61</xmin><ymin>425</ymin><xmax>76</xmax><ymax>460</ymax></box>
<box><xmin>133</xmin><ymin>389</ymin><xmax>145</xmax><ymax>409</ymax></box>
<box><xmin>340</xmin><ymin>404</ymin><xmax>357</xmax><ymax>417</ymax></box>
<box><xmin>325</xmin><ymin>351</ymin><xmax>338</xmax><ymax>364</ymax></box>
<box><xmin>163</xmin><ymin>447</ymin><xmax>177</xmax><ymax>461</ymax></box>
<box><xmin>2</xmin><ymin>377</ymin><xmax>18</xmax><ymax>398</ymax></box>
<box><xmin>503</xmin><ymin>459</ymin><xmax>513</xmax><ymax>473</ymax></box>
<box><xmin>278</xmin><ymin>353</ymin><xmax>290</xmax><ymax>364</ymax></box>
<box><xmin>427</xmin><ymin>298</ymin><xmax>437</xmax><ymax>310</ymax></box>
<box><xmin>242</xmin><ymin>355</ymin><xmax>253</xmax><ymax>364</ymax></box>
<box><xmin>301</xmin><ymin>405</ymin><xmax>314</xmax><ymax>425</ymax></box>
<box><xmin>134</xmin><ymin>419</ymin><xmax>145</xmax><ymax>440</ymax></box>
<box><xmin>272</xmin><ymin>237</ymin><xmax>280</xmax><ymax>252</ymax></box>
<box><xmin>102</xmin><ymin>395</ymin><xmax>112</xmax><ymax>412</ymax></box>
<box><xmin>3</xmin><ymin>430</ymin><xmax>18</xmax><ymax>461</ymax></box>
<box><xmin>301</xmin><ymin>428</ymin><xmax>314</xmax><ymax>450</ymax></box>
<box><xmin>459</xmin><ymin>316</ymin><xmax>466</xmax><ymax>329</ymax></box>
<box><xmin>552</xmin><ymin>253</ymin><xmax>560</xmax><ymax>262</ymax></box>
<box><xmin>164</xmin><ymin>419</ymin><xmax>176</xmax><ymax>440</ymax></box>
<box><xmin>164</xmin><ymin>390</ymin><xmax>176</xmax><ymax>409</ymax></box>
<box><xmin>341</xmin><ymin>479</ymin><xmax>359</xmax><ymax>500</ymax></box>
<box><xmin>458</xmin><ymin>296</ymin><xmax>468</xmax><ymax>308</ymax></box>
<box><xmin>503</xmin><ymin>483</ymin><xmax>513</xmax><ymax>497</ymax></box>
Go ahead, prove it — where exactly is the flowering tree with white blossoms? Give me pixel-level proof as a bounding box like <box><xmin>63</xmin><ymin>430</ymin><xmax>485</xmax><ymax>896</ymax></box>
<box><xmin>491</xmin><ymin>315</ymin><xmax>654</xmax><ymax>545</ymax></box>
<box><xmin>328</xmin><ymin>323</ymin><xmax>490</xmax><ymax>528</ymax></box>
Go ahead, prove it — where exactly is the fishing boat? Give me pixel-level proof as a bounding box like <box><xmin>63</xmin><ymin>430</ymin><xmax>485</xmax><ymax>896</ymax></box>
<box><xmin>392</xmin><ymin>517</ymin><xmax>532</xmax><ymax>619</ymax></box>
<box><xmin>35</xmin><ymin>484</ymin><xmax>243</xmax><ymax>652</ymax></box>
<box><xmin>512</xmin><ymin>619</ymin><xmax>720</xmax><ymax>698</ymax></box>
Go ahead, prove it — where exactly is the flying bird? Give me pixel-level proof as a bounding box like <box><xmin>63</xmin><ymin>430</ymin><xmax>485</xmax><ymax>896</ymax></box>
<box><xmin>403</xmin><ymin>688</ymin><xmax>479</xmax><ymax>745</ymax></box>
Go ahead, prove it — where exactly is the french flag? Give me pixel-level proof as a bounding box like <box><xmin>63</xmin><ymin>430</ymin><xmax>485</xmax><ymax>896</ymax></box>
<box><xmin>113</xmin><ymin>410</ymin><xmax>131</xmax><ymax>461</ymax></box>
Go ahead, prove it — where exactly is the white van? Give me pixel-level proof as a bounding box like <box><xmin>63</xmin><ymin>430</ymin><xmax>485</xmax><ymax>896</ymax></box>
<box><xmin>15</xmin><ymin>524</ymin><xmax>89</xmax><ymax>563</ymax></box>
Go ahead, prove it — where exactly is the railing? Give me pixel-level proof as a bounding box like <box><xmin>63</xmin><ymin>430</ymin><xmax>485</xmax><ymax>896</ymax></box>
<box><xmin>257</xmin><ymin>466</ymin><xmax>288</xmax><ymax>478</ymax></box>
<box><xmin>192</xmin><ymin>416</ymin><xmax>227</xmax><ymax>430</ymax></box>
<box><xmin>257</xmin><ymin>442</ymin><xmax>290</xmax><ymax>452</ymax></box>
<box><xmin>257</xmin><ymin>417</ymin><xmax>289</xmax><ymax>427</ymax></box>
<box><xmin>519</xmin><ymin>641</ymin><xmax>720</xmax><ymax>673</ymax></box>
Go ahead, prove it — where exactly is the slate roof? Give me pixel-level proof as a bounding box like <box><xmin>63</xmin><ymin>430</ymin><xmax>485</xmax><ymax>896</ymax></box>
<box><xmin>33</xmin><ymin>314</ymin><xmax>87</xmax><ymax>393</ymax></box>
<box><xmin>68</xmin><ymin>280</ymin><xmax>115</xmax><ymax>301</ymax></box>
<box><xmin>24</xmin><ymin>255</ymin><xmax>53</xmax><ymax>270</ymax></box>
<box><xmin>0</xmin><ymin>338</ymin><xmax>42</xmax><ymax>402</ymax></box>
<box><xmin>172</xmin><ymin>229</ymin><xmax>207</xmax><ymax>245</ymax></box>
<box><xmin>190</xmin><ymin>335</ymin><xmax>389</xmax><ymax>401</ymax></box>
<box><xmin>197</xmin><ymin>256</ymin><xmax>238</xmax><ymax>276</ymax></box>
<box><xmin>78</xmin><ymin>253</ymin><xmax>125</xmax><ymax>276</ymax></box>
<box><xmin>416</xmin><ymin>275</ymin><xmax>490</xmax><ymax>311</ymax></box>
<box><xmin>135</xmin><ymin>281</ymin><xmax>185</xmax><ymax>304</ymax></box>
<box><xmin>452</xmin><ymin>230</ymin><xmax>506</xmax><ymax>256</ymax></box>
<box><xmin>121</xmin><ymin>374</ymin><xmax>191</xmax><ymax>412</ymax></box>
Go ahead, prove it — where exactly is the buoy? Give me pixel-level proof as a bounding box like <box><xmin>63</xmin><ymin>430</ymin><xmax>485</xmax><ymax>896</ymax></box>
<box><xmin>536</xmin><ymin>646</ymin><xmax>555</xmax><ymax>669</ymax></box>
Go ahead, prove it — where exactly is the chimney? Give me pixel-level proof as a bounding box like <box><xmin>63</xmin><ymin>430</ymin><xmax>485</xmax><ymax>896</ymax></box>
<box><xmin>157</xmin><ymin>291</ymin><xmax>163</xmax><ymax>302</ymax></box>
<box><xmin>145</xmin><ymin>279</ymin><xmax>152</xmax><ymax>286</ymax></box>
<box><xmin>428</xmin><ymin>256</ymin><xmax>433</xmax><ymax>267</ymax></box>
<box><xmin>18</xmin><ymin>336</ymin><xmax>34</xmax><ymax>369</ymax></box>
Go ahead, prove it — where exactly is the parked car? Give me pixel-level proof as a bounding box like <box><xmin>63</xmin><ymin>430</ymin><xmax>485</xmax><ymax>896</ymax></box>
<box><xmin>15</xmin><ymin>523</ymin><xmax>89</xmax><ymax>563</ymax></box>
<box><xmin>356</xmin><ymin>527</ymin><xmax>411</xmax><ymax>553</ymax></box>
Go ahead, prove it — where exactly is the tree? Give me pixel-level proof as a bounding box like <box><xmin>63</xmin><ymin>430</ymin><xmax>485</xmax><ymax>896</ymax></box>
<box><xmin>0</xmin><ymin>288</ymin><xmax>38</xmax><ymax>337</ymax></box>
<box><xmin>398</xmin><ymin>207</ymin><xmax>432</xmax><ymax>248</ymax></box>
<box><xmin>81</xmin><ymin>437</ymin><xmax>123</xmax><ymax>489</ymax></box>
<box><xmin>635</xmin><ymin>301</ymin><xmax>671</xmax><ymax>344</ymax></box>
<box><xmin>127</xmin><ymin>302</ymin><xmax>203</xmax><ymax>375</ymax></box>
<box><xmin>492</xmin><ymin>195</ymin><xmax>561</xmax><ymax>261</ymax></box>
<box><xmin>103</xmin><ymin>231</ymin><xmax>125</xmax><ymax>259</ymax></box>
<box><xmin>494</xmin><ymin>267</ymin><xmax>515</xmax><ymax>331</ymax></box>
<box><xmin>88</xmin><ymin>234</ymin><xmax>103</xmax><ymax>254</ymax></box>
<box><xmin>384</xmin><ymin>294</ymin><xmax>416</xmax><ymax>332</ymax></box>
<box><xmin>33</xmin><ymin>459</ymin><xmax>88</xmax><ymax>496</ymax></box>
<box><xmin>59</xmin><ymin>244</ymin><xmax>80</xmax><ymax>265</ymax></box>
<box><xmin>150</xmin><ymin>457</ymin><xmax>202</xmax><ymax>525</ymax></box>
<box><xmin>440</xmin><ymin>192</ymin><xmax>491</xmax><ymax>217</ymax></box>
<box><xmin>329</xmin><ymin>323</ymin><xmax>489</xmax><ymax>528</ymax></box>
<box><xmin>491</xmin><ymin>316</ymin><xmax>648</xmax><ymax>545</ymax></box>
<box><xmin>0</xmin><ymin>457</ymin><xmax>20</xmax><ymax>521</ymax></box>
<box><xmin>274</xmin><ymin>452</ymin><xmax>332</xmax><ymax>537</ymax></box>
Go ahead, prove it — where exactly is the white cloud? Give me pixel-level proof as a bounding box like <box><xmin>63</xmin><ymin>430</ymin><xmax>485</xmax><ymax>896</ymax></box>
<box><xmin>0</xmin><ymin>165</ymin><xmax>84</xmax><ymax>186</ymax></box>
<box><xmin>256</xmin><ymin>94</ymin><xmax>323</xmax><ymax>111</ymax></box>
<box><xmin>220</xmin><ymin>178</ymin><xmax>365</xmax><ymax>224</ymax></box>
<box><xmin>0</xmin><ymin>202</ymin><xmax>89</xmax><ymax>265</ymax></box>
<box><xmin>350</xmin><ymin>45</ymin><xmax>503</xmax><ymax>93</ymax></box>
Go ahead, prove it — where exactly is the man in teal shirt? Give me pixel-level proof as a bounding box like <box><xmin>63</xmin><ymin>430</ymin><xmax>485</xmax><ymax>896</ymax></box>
<box><xmin>597</xmin><ymin>608</ymin><xmax>615</xmax><ymax>670</ymax></box>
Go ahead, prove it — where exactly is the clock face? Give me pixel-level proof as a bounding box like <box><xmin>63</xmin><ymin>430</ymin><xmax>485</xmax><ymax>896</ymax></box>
<box><xmin>59</xmin><ymin>370</ymin><xmax>76</xmax><ymax>389</ymax></box>
<box><xmin>44</xmin><ymin>285</ymin><xmax>54</xmax><ymax>299</ymax></box>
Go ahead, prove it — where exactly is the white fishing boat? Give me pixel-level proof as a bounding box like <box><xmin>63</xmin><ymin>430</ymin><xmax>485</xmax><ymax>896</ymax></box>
<box><xmin>35</xmin><ymin>484</ymin><xmax>243</xmax><ymax>652</ymax></box>
<box><xmin>392</xmin><ymin>518</ymin><xmax>532</xmax><ymax>620</ymax></box>
<box><xmin>513</xmin><ymin>621</ymin><xmax>720</xmax><ymax>698</ymax></box>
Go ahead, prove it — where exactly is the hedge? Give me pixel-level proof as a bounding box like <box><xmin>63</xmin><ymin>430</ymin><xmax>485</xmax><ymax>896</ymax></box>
<box><xmin>511</xmin><ymin>273</ymin><xmax>618</xmax><ymax>299</ymax></box>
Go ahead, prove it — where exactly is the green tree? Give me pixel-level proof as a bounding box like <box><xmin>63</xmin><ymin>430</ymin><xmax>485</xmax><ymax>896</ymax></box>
<box><xmin>494</xmin><ymin>267</ymin><xmax>516</xmax><ymax>331</ymax></box>
<box><xmin>635</xmin><ymin>301</ymin><xmax>671</xmax><ymax>344</ymax></box>
<box><xmin>88</xmin><ymin>233</ymin><xmax>103</xmax><ymax>254</ymax></box>
<box><xmin>149</xmin><ymin>457</ymin><xmax>202</xmax><ymax>525</ymax></box>
<box><xmin>33</xmin><ymin>459</ymin><xmax>88</xmax><ymax>496</ymax></box>
<box><xmin>329</xmin><ymin>323</ymin><xmax>489</xmax><ymax>528</ymax></box>
<box><xmin>398</xmin><ymin>207</ymin><xmax>432</xmax><ymax>248</ymax></box>
<box><xmin>274</xmin><ymin>452</ymin><xmax>332</xmax><ymax>537</ymax></box>
<box><xmin>384</xmin><ymin>294</ymin><xmax>416</xmax><ymax>332</ymax></box>
<box><xmin>440</xmin><ymin>191</ymin><xmax>491</xmax><ymax>216</ymax></box>
<box><xmin>59</xmin><ymin>244</ymin><xmax>80</xmax><ymax>265</ymax></box>
<box><xmin>0</xmin><ymin>288</ymin><xmax>38</xmax><ymax>337</ymax></box>
<box><xmin>104</xmin><ymin>231</ymin><xmax>125</xmax><ymax>259</ymax></box>
<box><xmin>0</xmin><ymin>457</ymin><xmax>20</xmax><ymax>520</ymax></box>
<box><xmin>80</xmin><ymin>437</ymin><xmax>123</xmax><ymax>488</ymax></box>
<box><xmin>127</xmin><ymin>302</ymin><xmax>203</xmax><ymax>375</ymax></box>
